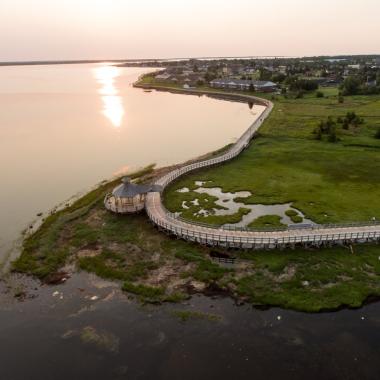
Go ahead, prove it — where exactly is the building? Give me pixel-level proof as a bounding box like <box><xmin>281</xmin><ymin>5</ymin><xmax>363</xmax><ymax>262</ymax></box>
<box><xmin>181</xmin><ymin>73</ymin><xmax>204</xmax><ymax>86</ymax></box>
<box><xmin>154</xmin><ymin>73</ymin><xmax>172</xmax><ymax>81</ymax></box>
<box><xmin>253</xmin><ymin>81</ymin><xmax>278</xmax><ymax>92</ymax></box>
<box><xmin>210</xmin><ymin>79</ymin><xmax>252</xmax><ymax>90</ymax></box>
<box><xmin>210</xmin><ymin>79</ymin><xmax>277</xmax><ymax>92</ymax></box>
<box><xmin>104</xmin><ymin>177</ymin><xmax>162</xmax><ymax>214</ymax></box>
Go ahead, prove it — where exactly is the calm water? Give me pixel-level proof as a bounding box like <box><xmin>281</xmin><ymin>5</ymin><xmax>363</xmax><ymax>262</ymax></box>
<box><xmin>1</xmin><ymin>271</ymin><xmax>380</xmax><ymax>380</ymax></box>
<box><xmin>0</xmin><ymin>63</ymin><xmax>262</xmax><ymax>264</ymax></box>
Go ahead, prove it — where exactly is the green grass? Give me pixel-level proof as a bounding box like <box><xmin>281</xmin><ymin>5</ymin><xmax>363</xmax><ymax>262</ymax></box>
<box><xmin>13</xmin><ymin>166</ymin><xmax>156</xmax><ymax>279</ymax></box>
<box><xmin>248</xmin><ymin>215</ymin><xmax>286</xmax><ymax>229</ymax></box>
<box><xmin>12</xmin><ymin>172</ymin><xmax>380</xmax><ymax>311</ymax></box>
<box><xmin>236</xmin><ymin>245</ymin><xmax>380</xmax><ymax>312</ymax></box>
<box><xmin>122</xmin><ymin>282</ymin><xmax>165</xmax><ymax>302</ymax></box>
<box><xmin>170</xmin><ymin>310</ymin><xmax>221</xmax><ymax>322</ymax></box>
<box><xmin>164</xmin><ymin>92</ymin><xmax>380</xmax><ymax>225</ymax></box>
<box><xmin>11</xmin><ymin>86</ymin><xmax>380</xmax><ymax>313</ymax></box>
<box><xmin>78</xmin><ymin>249</ymin><xmax>158</xmax><ymax>282</ymax></box>
<box><xmin>291</xmin><ymin>215</ymin><xmax>303</xmax><ymax>223</ymax></box>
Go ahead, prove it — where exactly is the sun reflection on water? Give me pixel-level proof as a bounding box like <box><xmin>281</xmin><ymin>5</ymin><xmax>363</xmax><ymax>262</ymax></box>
<box><xmin>93</xmin><ymin>65</ymin><xmax>124</xmax><ymax>128</ymax></box>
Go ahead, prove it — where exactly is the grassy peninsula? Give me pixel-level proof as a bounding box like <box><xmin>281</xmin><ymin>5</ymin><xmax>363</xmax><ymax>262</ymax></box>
<box><xmin>12</xmin><ymin>168</ymin><xmax>380</xmax><ymax>312</ymax></box>
<box><xmin>12</xmin><ymin>83</ymin><xmax>380</xmax><ymax>313</ymax></box>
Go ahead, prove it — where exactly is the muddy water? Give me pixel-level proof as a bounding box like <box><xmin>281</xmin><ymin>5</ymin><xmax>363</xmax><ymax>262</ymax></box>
<box><xmin>1</xmin><ymin>272</ymin><xmax>380</xmax><ymax>380</ymax></box>
<box><xmin>0</xmin><ymin>63</ymin><xmax>262</xmax><ymax>264</ymax></box>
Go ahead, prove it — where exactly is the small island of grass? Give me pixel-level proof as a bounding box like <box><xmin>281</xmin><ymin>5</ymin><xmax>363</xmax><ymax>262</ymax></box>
<box><xmin>248</xmin><ymin>215</ymin><xmax>286</xmax><ymax>229</ymax></box>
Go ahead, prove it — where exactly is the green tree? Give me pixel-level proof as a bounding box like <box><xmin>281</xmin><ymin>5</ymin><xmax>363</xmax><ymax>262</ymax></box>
<box><xmin>341</xmin><ymin>76</ymin><xmax>361</xmax><ymax>95</ymax></box>
<box><xmin>259</xmin><ymin>68</ymin><xmax>272</xmax><ymax>81</ymax></box>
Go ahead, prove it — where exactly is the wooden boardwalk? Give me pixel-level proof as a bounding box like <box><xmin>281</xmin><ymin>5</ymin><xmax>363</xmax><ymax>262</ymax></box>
<box><xmin>145</xmin><ymin>91</ymin><xmax>380</xmax><ymax>249</ymax></box>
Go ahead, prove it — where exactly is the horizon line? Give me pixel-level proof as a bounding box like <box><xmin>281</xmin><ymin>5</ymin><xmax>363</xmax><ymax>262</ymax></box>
<box><xmin>1</xmin><ymin>53</ymin><xmax>380</xmax><ymax>67</ymax></box>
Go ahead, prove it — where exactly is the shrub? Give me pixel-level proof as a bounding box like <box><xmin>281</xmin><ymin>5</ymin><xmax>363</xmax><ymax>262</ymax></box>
<box><xmin>375</xmin><ymin>128</ymin><xmax>380</xmax><ymax>139</ymax></box>
<box><xmin>341</xmin><ymin>76</ymin><xmax>361</xmax><ymax>96</ymax></box>
<box><xmin>316</xmin><ymin>91</ymin><xmax>324</xmax><ymax>98</ymax></box>
<box><xmin>289</xmin><ymin>78</ymin><xmax>319</xmax><ymax>92</ymax></box>
<box><xmin>328</xmin><ymin>128</ymin><xmax>339</xmax><ymax>143</ymax></box>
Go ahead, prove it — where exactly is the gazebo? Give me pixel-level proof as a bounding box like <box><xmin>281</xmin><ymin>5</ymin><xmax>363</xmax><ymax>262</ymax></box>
<box><xmin>104</xmin><ymin>177</ymin><xmax>161</xmax><ymax>214</ymax></box>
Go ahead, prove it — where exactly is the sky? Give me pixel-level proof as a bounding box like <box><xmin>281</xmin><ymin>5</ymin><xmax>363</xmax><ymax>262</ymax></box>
<box><xmin>0</xmin><ymin>0</ymin><xmax>379</xmax><ymax>61</ymax></box>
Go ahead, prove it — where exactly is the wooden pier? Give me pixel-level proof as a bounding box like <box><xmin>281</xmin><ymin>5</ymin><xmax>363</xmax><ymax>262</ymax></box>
<box><xmin>144</xmin><ymin>92</ymin><xmax>380</xmax><ymax>249</ymax></box>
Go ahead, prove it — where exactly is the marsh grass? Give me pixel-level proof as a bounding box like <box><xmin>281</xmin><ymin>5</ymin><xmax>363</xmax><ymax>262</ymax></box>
<box><xmin>164</xmin><ymin>92</ymin><xmax>380</xmax><ymax>224</ymax></box>
<box><xmin>170</xmin><ymin>310</ymin><xmax>221</xmax><ymax>322</ymax></box>
<box><xmin>248</xmin><ymin>215</ymin><xmax>286</xmax><ymax>229</ymax></box>
<box><xmin>12</xmin><ymin>89</ymin><xmax>380</xmax><ymax>312</ymax></box>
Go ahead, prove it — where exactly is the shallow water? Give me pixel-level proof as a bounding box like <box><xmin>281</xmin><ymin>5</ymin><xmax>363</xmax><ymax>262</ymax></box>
<box><xmin>1</xmin><ymin>272</ymin><xmax>380</xmax><ymax>380</ymax></box>
<box><xmin>179</xmin><ymin>184</ymin><xmax>314</xmax><ymax>226</ymax></box>
<box><xmin>0</xmin><ymin>63</ymin><xmax>263</xmax><ymax>264</ymax></box>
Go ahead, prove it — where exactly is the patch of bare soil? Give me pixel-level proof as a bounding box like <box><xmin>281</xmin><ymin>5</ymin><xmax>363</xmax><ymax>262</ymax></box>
<box><xmin>142</xmin><ymin>260</ymin><xmax>193</xmax><ymax>288</ymax></box>
<box><xmin>85</xmin><ymin>209</ymin><xmax>107</xmax><ymax>228</ymax></box>
<box><xmin>106</xmin><ymin>242</ymin><xmax>142</xmax><ymax>255</ymax></box>
<box><xmin>77</xmin><ymin>249</ymin><xmax>100</xmax><ymax>258</ymax></box>
<box><xmin>277</xmin><ymin>265</ymin><xmax>297</xmax><ymax>282</ymax></box>
<box><xmin>44</xmin><ymin>272</ymin><xmax>70</xmax><ymax>285</ymax></box>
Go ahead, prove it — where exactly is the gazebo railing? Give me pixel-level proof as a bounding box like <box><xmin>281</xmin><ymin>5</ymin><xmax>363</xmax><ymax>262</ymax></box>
<box><xmin>104</xmin><ymin>193</ymin><xmax>145</xmax><ymax>214</ymax></box>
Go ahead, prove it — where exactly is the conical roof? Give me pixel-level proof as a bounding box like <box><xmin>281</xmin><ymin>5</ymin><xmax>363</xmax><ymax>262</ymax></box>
<box><xmin>112</xmin><ymin>177</ymin><xmax>162</xmax><ymax>198</ymax></box>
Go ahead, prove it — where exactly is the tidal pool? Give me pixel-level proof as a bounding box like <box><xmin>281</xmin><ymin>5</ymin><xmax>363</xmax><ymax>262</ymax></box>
<box><xmin>177</xmin><ymin>184</ymin><xmax>315</xmax><ymax>227</ymax></box>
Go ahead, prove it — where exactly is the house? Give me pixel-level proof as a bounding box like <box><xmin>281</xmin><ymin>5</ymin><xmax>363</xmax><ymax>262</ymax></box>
<box><xmin>229</xmin><ymin>64</ymin><xmax>245</xmax><ymax>75</ymax></box>
<box><xmin>243</xmin><ymin>67</ymin><xmax>256</xmax><ymax>75</ymax></box>
<box><xmin>181</xmin><ymin>73</ymin><xmax>204</xmax><ymax>86</ymax></box>
<box><xmin>210</xmin><ymin>79</ymin><xmax>278</xmax><ymax>92</ymax></box>
<box><xmin>366</xmin><ymin>79</ymin><xmax>377</xmax><ymax>87</ymax></box>
<box><xmin>155</xmin><ymin>73</ymin><xmax>172</xmax><ymax>81</ymax></box>
<box><xmin>210</xmin><ymin>79</ymin><xmax>252</xmax><ymax>91</ymax></box>
<box><xmin>253</xmin><ymin>81</ymin><xmax>278</xmax><ymax>92</ymax></box>
<box><xmin>221</xmin><ymin>66</ymin><xmax>231</xmax><ymax>76</ymax></box>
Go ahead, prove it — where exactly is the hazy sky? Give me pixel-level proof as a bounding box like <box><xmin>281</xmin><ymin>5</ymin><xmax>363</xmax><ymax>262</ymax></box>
<box><xmin>1</xmin><ymin>0</ymin><xmax>379</xmax><ymax>61</ymax></box>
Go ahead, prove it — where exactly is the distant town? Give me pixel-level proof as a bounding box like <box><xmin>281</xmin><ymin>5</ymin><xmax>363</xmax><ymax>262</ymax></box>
<box><xmin>120</xmin><ymin>55</ymin><xmax>380</xmax><ymax>96</ymax></box>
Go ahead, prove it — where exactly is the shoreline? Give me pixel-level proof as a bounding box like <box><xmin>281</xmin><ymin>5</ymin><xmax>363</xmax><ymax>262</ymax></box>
<box><xmin>133</xmin><ymin>79</ymin><xmax>380</xmax><ymax>250</ymax></box>
<box><xmin>8</xmin><ymin>77</ymin><xmax>380</xmax><ymax>313</ymax></box>
<box><xmin>6</xmin><ymin>157</ymin><xmax>380</xmax><ymax>312</ymax></box>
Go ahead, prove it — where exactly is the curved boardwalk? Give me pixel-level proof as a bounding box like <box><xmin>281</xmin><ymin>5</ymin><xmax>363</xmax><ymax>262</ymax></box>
<box><xmin>144</xmin><ymin>89</ymin><xmax>380</xmax><ymax>249</ymax></box>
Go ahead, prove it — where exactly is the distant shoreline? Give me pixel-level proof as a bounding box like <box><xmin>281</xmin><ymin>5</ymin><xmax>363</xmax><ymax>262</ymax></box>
<box><xmin>0</xmin><ymin>60</ymin><xmax>126</xmax><ymax>67</ymax></box>
<box><xmin>0</xmin><ymin>55</ymin><xmax>296</xmax><ymax>67</ymax></box>
<box><xmin>3</xmin><ymin>54</ymin><xmax>378</xmax><ymax>67</ymax></box>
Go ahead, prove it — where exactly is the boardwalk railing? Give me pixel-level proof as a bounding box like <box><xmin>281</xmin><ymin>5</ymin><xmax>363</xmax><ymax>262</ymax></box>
<box><xmin>143</xmin><ymin>90</ymin><xmax>380</xmax><ymax>249</ymax></box>
<box><xmin>168</xmin><ymin>213</ymin><xmax>380</xmax><ymax>232</ymax></box>
<box><xmin>146</xmin><ymin>208</ymin><xmax>380</xmax><ymax>248</ymax></box>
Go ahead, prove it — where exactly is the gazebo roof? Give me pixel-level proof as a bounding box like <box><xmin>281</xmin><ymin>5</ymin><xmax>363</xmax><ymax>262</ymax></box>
<box><xmin>112</xmin><ymin>177</ymin><xmax>162</xmax><ymax>198</ymax></box>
